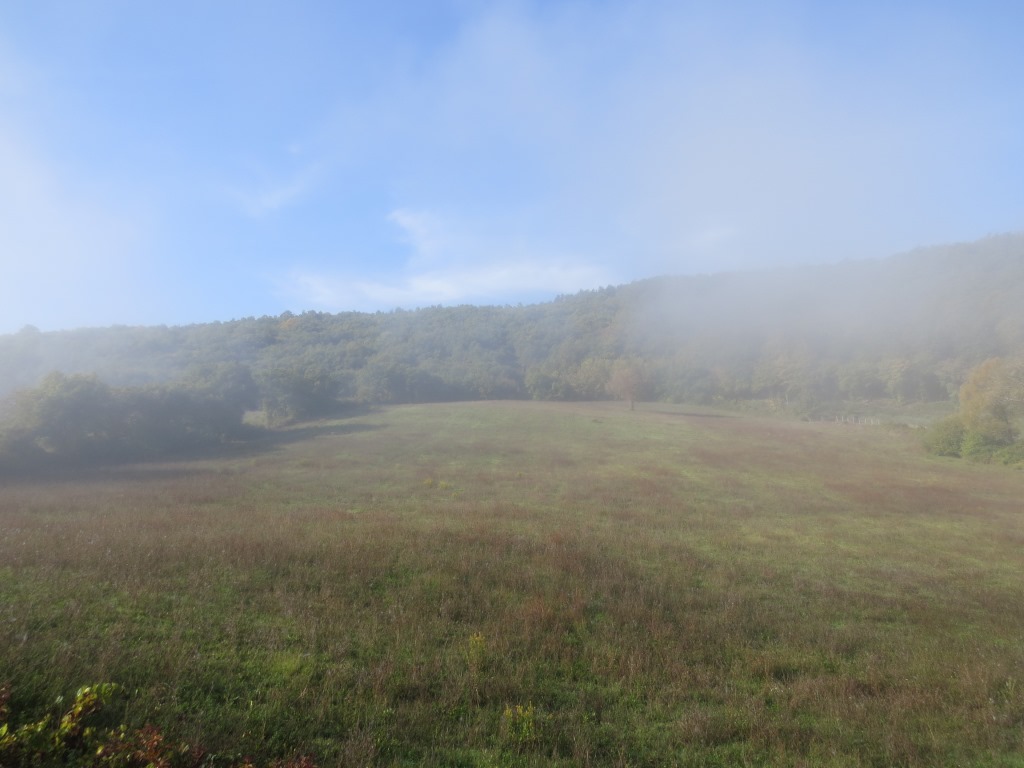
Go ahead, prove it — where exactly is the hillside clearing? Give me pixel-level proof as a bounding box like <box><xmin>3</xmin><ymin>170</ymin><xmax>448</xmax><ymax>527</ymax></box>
<box><xmin>2</xmin><ymin>401</ymin><xmax>1023</xmax><ymax>766</ymax></box>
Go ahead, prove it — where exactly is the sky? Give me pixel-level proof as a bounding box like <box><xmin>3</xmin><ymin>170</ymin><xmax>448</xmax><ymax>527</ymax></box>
<box><xmin>1</xmin><ymin>0</ymin><xmax>1022</xmax><ymax>333</ymax></box>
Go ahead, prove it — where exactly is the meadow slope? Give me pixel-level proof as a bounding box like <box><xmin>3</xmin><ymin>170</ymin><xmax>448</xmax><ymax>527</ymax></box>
<box><xmin>2</xmin><ymin>401</ymin><xmax>1023</xmax><ymax>766</ymax></box>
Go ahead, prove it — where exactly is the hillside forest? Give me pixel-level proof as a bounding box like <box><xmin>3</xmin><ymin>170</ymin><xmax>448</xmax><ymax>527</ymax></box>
<box><xmin>2</xmin><ymin>234</ymin><xmax>1024</xmax><ymax>468</ymax></box>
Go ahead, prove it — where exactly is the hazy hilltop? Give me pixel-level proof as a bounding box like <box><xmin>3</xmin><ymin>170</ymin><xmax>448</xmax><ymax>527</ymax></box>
<box><xmin>2</xmin><ymin>233</ymin><xmax>1022</xmax><ymax>414</ymax></box>
<box><xmin>630</xmin><ymin>233</ymin><xmax>1024</xmax><ymax>356</ymax></box>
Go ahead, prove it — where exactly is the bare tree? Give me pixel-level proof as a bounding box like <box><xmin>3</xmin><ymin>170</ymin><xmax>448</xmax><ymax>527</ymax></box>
<box><xmin>607</xmin><ymin>360</ymin><xmax>643</xmax><ymax>410</ymax></box>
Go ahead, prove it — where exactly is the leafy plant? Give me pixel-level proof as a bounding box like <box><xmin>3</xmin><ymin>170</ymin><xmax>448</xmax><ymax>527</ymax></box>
<box><xmin>0</xmin><ymin>684</ymin><xmax>314</xmax><ymax>768</ymax></box>
<box><xmin>922</xmin><ymin>415</ymin><xmax>965</xmax><ymax>456</ymax></box>
<box><xmin>499</xmin><ymin>703</ymin><xmax>536</xmax><ymax>751</ymax></box>
<box><xmin>467</xmin><ymin>632</ymin><xmax>486</xmax><ymax>681</ymax></box>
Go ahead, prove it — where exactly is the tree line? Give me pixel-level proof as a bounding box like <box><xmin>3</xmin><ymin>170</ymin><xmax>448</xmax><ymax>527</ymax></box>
<box><xmin>2</xmin><ymin>234</ymin><xmax>1023</xmax><ymax>466</ymax></box>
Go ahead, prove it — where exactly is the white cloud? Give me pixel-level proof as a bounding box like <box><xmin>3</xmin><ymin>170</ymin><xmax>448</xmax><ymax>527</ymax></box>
<box><xmin>0</xmin><ymin>125</ymin><xmax>149</xmax><ymax>331</ymax></box>
<box><xmin>5</xmin><ymin>0</ymin><xmax>1007</xmax><ymax>331</ymax></box>
<box><xmin>355</xmin><ymin>2</ymin><xmax>1015</xmax><ymax>276</ymax></box>
<box><xmin>0</xmin><ymin>35</ymin><xmax>159</xmax><ymax>332</ymax></box>
<box><xmin>282</xmin><ymin>207</ymin><xmax>615</xmax><ymax>311</ymax></box>
<box><xmin>223</xmin><ymin>160</ymin><xmax>325</xmax><ymax>218</ymax></box>
<box><xmin>265</xmin><ymin>1</ymin><xmax>1024</xmax><ymax>318</ymax></box>
<box><xmin>387</xmin><ymin>208</ymin><xmax>453</xmax><ymax>265</ymax></box>
<box><xmin>284</xmin><ymin>257</ymin><xmax>612</xmax><ymax>313</ymax></box>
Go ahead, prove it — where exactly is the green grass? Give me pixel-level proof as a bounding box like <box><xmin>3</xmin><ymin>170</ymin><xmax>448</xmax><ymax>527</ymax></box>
<box><xmin>2</xmin><ymin>400</ymin><xmax>1024</xmax><ymax>766</ymax></box>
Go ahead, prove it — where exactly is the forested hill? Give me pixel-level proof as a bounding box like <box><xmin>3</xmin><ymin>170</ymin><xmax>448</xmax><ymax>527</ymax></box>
<box><xmin>2</xmin><ymin>233</ymin><xmax>1023</xmax><ymax>421</ymax></box>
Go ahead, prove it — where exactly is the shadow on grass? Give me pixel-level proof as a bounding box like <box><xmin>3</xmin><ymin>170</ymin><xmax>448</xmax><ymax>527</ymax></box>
<box><xmin>0</xmin><ymin>409</ymin><xmax>383</xmax><ymax>485</ymax></box>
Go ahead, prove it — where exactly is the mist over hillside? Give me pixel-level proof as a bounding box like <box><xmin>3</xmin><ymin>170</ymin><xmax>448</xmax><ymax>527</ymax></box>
<box><xmin>2</xmin><ymin>233</ymin><xmax>1022</xmax><ymax>414</ymax></box>
<box><xmin>631</xmin><ymin>234</ymin><xmax>1023</xmax><ymax>355</ymax></box>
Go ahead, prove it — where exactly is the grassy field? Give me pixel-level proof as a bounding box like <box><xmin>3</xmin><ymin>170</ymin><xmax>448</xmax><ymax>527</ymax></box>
<box><xmin>2</xmin><ymin>400</ymin><xmax>1024</xmax><ymax>766</ymax></box>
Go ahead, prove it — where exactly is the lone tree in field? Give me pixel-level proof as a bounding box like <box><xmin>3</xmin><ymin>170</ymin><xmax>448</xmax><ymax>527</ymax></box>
<box><xmin>607</xmin><ymin>360</ymin><xmax>644</xmax><ymax>410</ymax></box>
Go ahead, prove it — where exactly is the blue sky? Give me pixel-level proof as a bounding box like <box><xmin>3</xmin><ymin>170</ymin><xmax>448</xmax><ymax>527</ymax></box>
<box><xmin>1</xmin><ymin>0</ymin><xmax>1022</xmax><ymax>332</ymax></box>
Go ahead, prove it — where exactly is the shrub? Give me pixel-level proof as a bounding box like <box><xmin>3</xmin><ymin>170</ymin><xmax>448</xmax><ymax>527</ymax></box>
<box><xmin>0</xmin><ymin>683</ymin><xmax>315</xmax><ymax>768</ymax></box>
<box><xmin>995</xmin><ymin>441</ymin><xmax>1024</xmax><ymax>466</ymax></box>
<box><xmin>923</xmin><ymin>416</ymin><xmax>966</xmax><ymax>457</ymax></box>
<box><xmin>960</xmin><ymin>429</ymin><xmax>1009</xmax><ymax>462</ymax></box>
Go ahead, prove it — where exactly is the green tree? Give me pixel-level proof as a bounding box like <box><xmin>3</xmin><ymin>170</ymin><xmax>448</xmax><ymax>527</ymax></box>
<box><xmin>258</xmin><ymin>364</ymin><xmax>341</xmax><ymax>426</ymax></box>
<box><xmin>569</xmin><ymin>358</ymin><xmax>613</xmax><ymax>400</ymax></box>
<box><xmin>6</xmin><ymin>372</ymin><xmax>116</xmax><ymax>459</ymax></box>
<box><xmin>923</xmin><ymin>416</ymin><xmax>966</xmax><ymax>457</ymax></box>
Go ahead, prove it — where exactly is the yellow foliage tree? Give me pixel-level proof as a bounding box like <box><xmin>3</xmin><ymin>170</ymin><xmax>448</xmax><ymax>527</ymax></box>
<box><xmin>958</xmin><ymin>358</ymin><xmax>1021</xmax><ymax>445</ymax></box>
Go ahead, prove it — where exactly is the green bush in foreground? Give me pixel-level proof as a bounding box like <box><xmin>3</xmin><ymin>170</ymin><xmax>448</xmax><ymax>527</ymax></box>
<box><xmin>0</xmin><ymin>683</ymin><xmax>316</xmax><ymax>768</ymax></box>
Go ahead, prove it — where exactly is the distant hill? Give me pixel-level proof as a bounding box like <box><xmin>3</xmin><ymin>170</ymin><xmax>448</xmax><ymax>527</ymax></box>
<box><xmin>2</xmin><ymin>233</ymin><xmax>1022</xmax><ymax>415</ymax></box>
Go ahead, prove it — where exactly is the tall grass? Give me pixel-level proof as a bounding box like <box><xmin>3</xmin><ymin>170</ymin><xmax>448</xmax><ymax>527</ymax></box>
<box><xmin>2</xmin><ymin>401</ymin><xmax>1023</xmax><ymax>766</ymax></box>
